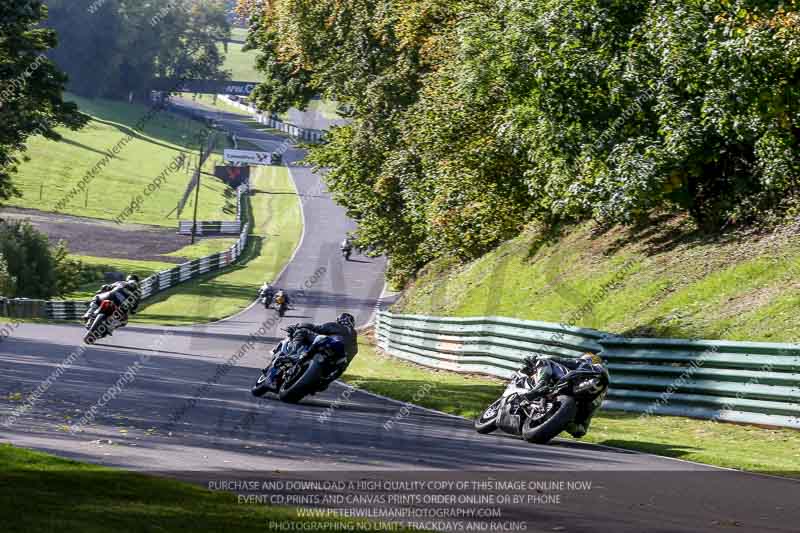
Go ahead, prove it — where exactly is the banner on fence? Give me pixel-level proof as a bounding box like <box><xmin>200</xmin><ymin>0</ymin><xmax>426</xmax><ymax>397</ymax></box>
<box><xmin>223</xmin><ymin>149</ymin><xmax>273</xmax><ymax>166</ymax></box>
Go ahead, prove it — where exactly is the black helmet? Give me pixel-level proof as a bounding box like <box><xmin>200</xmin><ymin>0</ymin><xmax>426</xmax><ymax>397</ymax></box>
<box><xmin>337</xmin><ymin>313</ymin><xmax>355</xmax><ymax>329</ymax></box>
<box><xmin>126</xmin><ymin>274</ymin><xmax>140</xmax><ymax>283</ymax></box>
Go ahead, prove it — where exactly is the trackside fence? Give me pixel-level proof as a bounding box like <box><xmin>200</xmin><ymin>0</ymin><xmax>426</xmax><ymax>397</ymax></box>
<box><xmin>218</xmin><ymin>96</ymin><xmax>325</xmax><ymax>143</ymax></box>
<box><xmin>177</xmin><ymin>179</ymin><xmax>248</xmax><ymax>235</ymax></box>
<box><xmin>0</xmin><ymin>188</ymin><xmax>252</xmax><ymax>321</ymax></box>
<box><xmin>375</xmin><ymin>311</ymin><xmax>800</xmax><ymax>429</ymax></box>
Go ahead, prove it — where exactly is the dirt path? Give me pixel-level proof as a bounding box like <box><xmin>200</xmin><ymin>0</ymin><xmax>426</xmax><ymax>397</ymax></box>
<box><xmin>0</xmin><ymin>207</ymin><xmax>227</xmax><ymax>264</ymax></box>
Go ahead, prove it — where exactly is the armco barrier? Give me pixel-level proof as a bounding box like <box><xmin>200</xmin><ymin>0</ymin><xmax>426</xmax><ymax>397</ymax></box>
<box><xmin>218</xmin><ymin>95</ymin><xmax>325</xmax><ymax>143</ymax></box>
<box><xmin>0</xmin><ymin>220</ymin><xmax>251</xmax><ymax>321</ymax></box>
<box><xmin>177</xmin><ymin>220</ymin><xmax>242</xmax><ymax>235</ymax></box>
<box><xmin>376</xmin><ymin>311</ymin><xmax>800</xmax><ymax>429</ymax></box>
<box><xmin>177</xmin><ymin>182</ymin><xmax>248</xmax><ymax>235</ymax></box>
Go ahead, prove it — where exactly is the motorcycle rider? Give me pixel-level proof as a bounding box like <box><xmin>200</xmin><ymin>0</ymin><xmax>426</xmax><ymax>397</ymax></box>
<box><xmin>273</xmin><ymin>289</ymin><xmax>290</xmax><ymax>308</ymax></box>
<box><xmin>259</xmin><ymin>282</ymin><xmax>275</xmax><ymax>307</ymax></box>
<box><xmin>521</xmin><ymin>352</ymin><xmax>605</xmax><ymax>438</ymax></box>
<box><xmin>83</xmin><ymin>274</ymin><xmax>141</xmax><ymax>333</ymax></box>
<box><xmin>341</xmin><ymin>237</ymin><xmax>353</xmax><ymax>260</ymax></box>
<box><xmin>260</xmin><ymin>313</ymin><xmax>358</xmax><ymax>392</ymax></box>
<box><xmin>288</xmin><ymin>312</ymin><xmax>358</xmax><ymax>359</ymax></box>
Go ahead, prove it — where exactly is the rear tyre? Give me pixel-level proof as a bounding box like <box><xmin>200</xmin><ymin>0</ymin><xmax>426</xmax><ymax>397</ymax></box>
<box><xmin>278</xmin><ymin>359</ymin><xmax>323</xmax><ymax>404</ymax></box>
<box><xmin>522</xmin><ymin>395</ymin><xmax>577</xmax><ymax>444</ymax></box>
<box><xmin>474</xmin><ymin>400</ymin><xmax>501</xmax><ymax>434</ymax></box>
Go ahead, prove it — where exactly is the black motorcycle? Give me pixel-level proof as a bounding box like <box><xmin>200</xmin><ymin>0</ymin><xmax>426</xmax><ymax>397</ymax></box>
<box><xmin>251</xmin><ymin>331</ymin><xmax>352</xmax><ymax>403</ymax></box>
<box><xmin>341</xmin><ymin>246</ymin><xmax>352</xmax><ymax>261</ymax></box>
<box><xmin>475</xmin><ymin>358</ymin><xmax>609</xmax><ymax>444</ymax></box>
<box><xmin>260</xmin><ymin>288</ymin><xmax>274</xmax><ymax>309</ymax></box>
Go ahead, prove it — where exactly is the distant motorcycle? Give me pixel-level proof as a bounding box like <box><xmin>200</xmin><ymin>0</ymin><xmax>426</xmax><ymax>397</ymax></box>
<box><xmin>341</xmin><ymin>245</ymin><xmax>352</xmax><ymax>261</ymax></box>
<box><xmin>475</xmin><ymin>358</ymin><xmax>609</xmax><ymax>444</ymax></box>
<box><xmin>260</xmin><ymin>290</ymin><xmax>274</xmax><ymax>309</ymax></box>
<box><xmin>273</xmin><ymin>293</ymin><xmax>289</xmax><ymax>317</ymax></box>
<box><xmin>251</xmin><ymin>330</ymin><xmax>352</xmax><ymax>403</ymax></box>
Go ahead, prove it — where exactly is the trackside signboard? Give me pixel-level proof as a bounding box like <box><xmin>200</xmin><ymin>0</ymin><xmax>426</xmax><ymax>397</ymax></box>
<box><xmin>224</xmin><ymin>149</ymin><xmax>274</xmax><ymax>166</ymax></box>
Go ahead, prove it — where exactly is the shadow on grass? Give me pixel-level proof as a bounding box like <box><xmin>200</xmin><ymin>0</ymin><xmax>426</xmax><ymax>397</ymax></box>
<box><xmin>341</xmin><ymin>374</ymin><xmax>504</xmax><ymax>419</ymax></box>
<box><xmin>90</xmin><ymin>116</ymin><xmax>190</xmax><ymax>154</ymax></box>
<box><xmin>591</xmin><ymin>211</ymin><xmax>770</xmax><ymax>258</ymax></box>
<box><xmin>593</xmin><ymin>439</ymin><xmax>702</xmax><ymax>460</ymax></box>
<box><xmin>57</xmin><ymin>137</ymin><xmax>115</xmax><ymax>158</ymax></box>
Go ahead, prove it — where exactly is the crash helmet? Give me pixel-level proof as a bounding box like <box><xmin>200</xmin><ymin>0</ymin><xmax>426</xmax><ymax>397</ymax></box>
<box><xmin>126</xmin><ymin>274</ymin><xmax>140</xmax><ymax>290</ymax></box>
<box><xmin>581</xmin><ymin>352</ymin><xmax>603</xmax><ymax>366</ymax></box>
<box><xmin>337</xmin><ymin>313</ymin><xmax>355</xmax><ymax>329</ymax></box>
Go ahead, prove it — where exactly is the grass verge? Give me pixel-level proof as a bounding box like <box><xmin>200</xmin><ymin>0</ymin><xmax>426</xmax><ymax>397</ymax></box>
<box><xmin>395</xmin><ymin>215</ymin><xmax>800</xmax><ymax>342</ymax></box>
<box><xmin>342</xmin><ymin>339</ymin><xmax>800</xmax><ymax>477</ymax></box>
<box><xmin>220</xmin><ymin>29</ymin><xmax>261</xmax><ymax>81</ymax></box>
<box><xmin>9</xmin><ymin>95</ymin><xmax>234</xmax><ymax>227</ymax></box>
<box><xmin>0</xmin><ymin>444</ymin><xmax>421</xmax><ymax>533</ymax></box>
<box><xmin>130</xmin><ymin>165</ymin><xmax>302</xmax><ymax>325</ymax></box>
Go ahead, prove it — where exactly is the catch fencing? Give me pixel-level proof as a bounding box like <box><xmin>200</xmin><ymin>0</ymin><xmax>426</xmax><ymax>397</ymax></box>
<box><xmin>375</xmin><ymin>312</ymin><xmax>800</xmax><ymax>429</ymax></box>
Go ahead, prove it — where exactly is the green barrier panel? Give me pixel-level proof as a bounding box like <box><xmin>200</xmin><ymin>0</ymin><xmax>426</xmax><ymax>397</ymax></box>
<box><xmin>376</xmin><ymin>311</ymin><xmax>800</xmax><ymax>429</ymax></box>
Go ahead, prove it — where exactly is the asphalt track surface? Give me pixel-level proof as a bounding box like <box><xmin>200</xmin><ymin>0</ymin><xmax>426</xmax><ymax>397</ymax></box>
<box><xmin>0</xmin><ymin>100</ymin><xmax>798</xmax><ymax>533</ymax></box>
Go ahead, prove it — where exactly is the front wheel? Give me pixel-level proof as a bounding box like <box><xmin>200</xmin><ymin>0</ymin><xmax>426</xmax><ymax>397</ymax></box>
<box><xmin>83</xmin><ymin>315</ymin><xmax>107</xmax><ymax>345</ymax></box>
<box><xmin>251</xmin><ymin>371</ymin><xmax>272</xmax><ymax>397</ymax></box>
<box><xmin>278</xmin><ymin>359</ymin><xmax>323</xmax><ymax>403</ymax></box>
<box><xmin>522</xmin><ymin>395</ymin><xmax>577</xmax><ymax>445</ymax></box>
<box><xmin>474</xmin><ymin>400</ymin><xmax>501</xmax><ymax>434</ymax></box>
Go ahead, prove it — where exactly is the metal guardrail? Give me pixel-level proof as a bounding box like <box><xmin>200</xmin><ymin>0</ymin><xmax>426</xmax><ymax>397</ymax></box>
<box><xmin>177</xmin><ymin>220</ymin><xmax>242</xmax><ymax>235</ymax></box>
<box><xmin>177</xmin><ymin>182</ymin><xmax>247</xmax><ymax>235</ymax></box>
<box><xmin>376</xmin><ymin>311</ymin><xmax>800</xmax><ymax>429</ymax></box>
<box><xmin>218</xmin><ymin>95</ymin><xmax>325</xmax><ymax>142</ymax></box>
<box><xmin>0</xmin><ymin>220</ymin><xmax>251</xmax><ymax>322</ymax></box>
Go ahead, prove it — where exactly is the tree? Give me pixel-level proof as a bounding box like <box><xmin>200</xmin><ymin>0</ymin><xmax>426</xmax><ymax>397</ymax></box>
<box><xmin>241</xmin><ymin>0</ymin><xmax>800</xmax><ymax>284</ymax></box>
<box><xmin>45</xmin><ymin>0</ymin><xmax>232</xmax><ymax>100</ymax></box>
<box><xmin>0</xmin><ymin>0</ymin><xmax>87</xmax><ymax>204</ymax></box>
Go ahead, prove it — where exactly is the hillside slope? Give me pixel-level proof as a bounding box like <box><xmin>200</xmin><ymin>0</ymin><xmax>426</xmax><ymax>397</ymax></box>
<box><xmin>7</xmin><ymin>95</ymin><xmax>233</xmax><ymax>227</ymax></box>
<box><xmin>394</xmin><ymin>215</ymin><xmax>800</xmax><ymax>343</ymax></box>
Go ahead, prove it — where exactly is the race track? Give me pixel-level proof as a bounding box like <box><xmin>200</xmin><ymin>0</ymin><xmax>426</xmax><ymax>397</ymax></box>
<box><xmin>1</xmin><ymin>101</ymin><xmax>797</xmax><ymax>533</ymax></box>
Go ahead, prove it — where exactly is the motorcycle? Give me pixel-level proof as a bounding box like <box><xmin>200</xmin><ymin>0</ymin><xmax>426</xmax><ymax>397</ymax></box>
<box><xmin>260</xmin><ymin>289</ymin><xmax>274</xmax><ymax>309</ymax></box>
<box><xmin>341</xmin><ymin>246</ymin><xmax>352</xmax><ymax>261</ymax></box>
<box><xmin>475</xmin><ymin>358</ymin><xmax>609</xmax><ymax>444</ymax></box>
<box><xmin>251</xmin><ymin>331</ymin><xmax>352</xmax><ymax>403</ymax></box>
<box><xmin>273</xmin><ymin>293</ymin><xmax>289</xmax><ymax>317</ymax></box>
<box><xmin>83</xmin><ymin>299</ymin><xmax>121</xmax><ymax>344</ymax></box>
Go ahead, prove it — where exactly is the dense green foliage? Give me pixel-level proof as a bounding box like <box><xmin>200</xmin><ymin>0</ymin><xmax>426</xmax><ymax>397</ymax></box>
<box><xmin>45</xmin><ymin>0</ymin><xmax>231</xmax><ymax>99</ymax></box>
<box><xmin>241</xmin><ymin>0</ymin><xmax>800</xmax><ymax>284</ymax></box>
<box><xmin>0</xmin><ymin>221</ymin><xmax>79</xmax><ymax>298</ymax></box>
<box><xmin>0</xmin><ymin>1</ymin><xmax>86</xmax><ymax>204</ymax></box>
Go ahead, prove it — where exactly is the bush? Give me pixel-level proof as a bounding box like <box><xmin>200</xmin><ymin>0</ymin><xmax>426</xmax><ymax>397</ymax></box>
<box><xmin>0</xmin><ymin>221</ymin><xmax>81</xmax><ymax>298</ymax></box>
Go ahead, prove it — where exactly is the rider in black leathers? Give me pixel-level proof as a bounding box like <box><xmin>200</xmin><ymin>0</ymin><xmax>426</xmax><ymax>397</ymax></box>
<box><xmin>83</xmin><ymin>275</ymin><xmax>141</xmax><ymax>332</ymax></box>
<box><xmin>288</xmin><ymin>313</ymin><xmax>358</xmax><ymax>360</ymax></box>
<box><xmin>261</xmin><ymin>313</ymin><xmax>358</xmax><ymax>392</ymax></box>
<box><xmin>521</xmin><ymin>353</ymin><xmax>605</xmax><ymax>438</ymax></box>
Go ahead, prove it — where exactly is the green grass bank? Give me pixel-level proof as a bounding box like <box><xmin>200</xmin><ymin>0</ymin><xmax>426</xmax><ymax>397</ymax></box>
<box><xmin>0</xmin><ymin>444</ymin><xmax>421</xmax><ymax>533</ymax></box>
<box><xmin>129</xmin><ymin>165</ymin><xmax>302</xmax><ymax>325</ymax></box>
<box><xmin>394</xmin><ymin>215</ymin><xmax>800</xmax><ymax>343</ymax></box>
<box><xmin>9</xmin><ymin>95</ymin><xmax>233</xmax><ymax>227</ymax></box>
